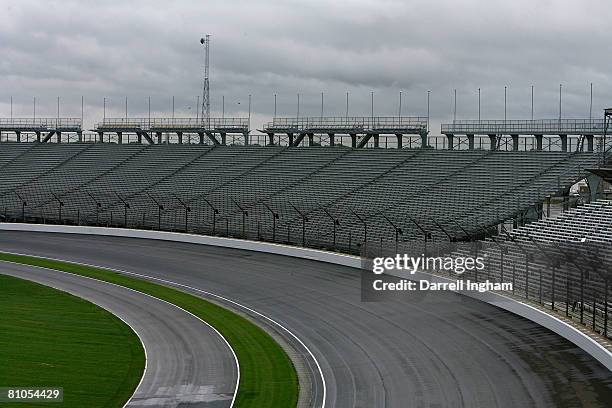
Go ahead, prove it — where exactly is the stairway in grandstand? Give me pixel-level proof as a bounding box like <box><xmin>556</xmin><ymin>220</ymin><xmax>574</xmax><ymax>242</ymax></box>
<box><xmin>0</xmin><ymin>143</ymin><xmax>604</xmax><ymax>253</ymax></box>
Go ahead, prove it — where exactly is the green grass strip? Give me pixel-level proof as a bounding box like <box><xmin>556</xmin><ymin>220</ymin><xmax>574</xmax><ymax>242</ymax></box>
<box><xmin>0</xmin><ymin>252</ymin><xmax>298</xmax><ymax>408</ymax></box>
<box><xmin>0</xmin><ymin>273</ymin><xmax>145</xmax><ymax>408</ymax></box>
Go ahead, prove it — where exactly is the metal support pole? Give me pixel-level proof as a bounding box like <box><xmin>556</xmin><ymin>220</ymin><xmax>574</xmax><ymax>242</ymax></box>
<box><xmin>232</xmin><ymin>198</ymin><xmax>248</xmax><ymax>238</ymax></box>
<box><xmin>350</xmin><ymin>209</ymin><xmax>367</xmax><ymax>254</ymax></box>
<box><xmin>381</xmin><ymin>213</ymin><xmax>402</xmax><ymax>254</ymax></box>
<box><xmin>146</xmin><ymin>192</ymin><xmax>164</xmax><ymax>230</ymax></box>
<box><xmin>172</xmin><ymin>194</ymin><xmax>191</xmax><ymax>232</ymax></box>
<box><xmin>202</xmin><ymin>197</ymin><xmax>219</xmax><ymax>235</ymax></box>
<box><xmin>320</xmin><ymin>206</ymin><xmax>340</xmax><ymax>249</ymax></box>
<box><xmin>51</xmin><ymin>193</ymin><xmax>64</xmax><ymax>224</ymax></box>
<box><xmin>115</xmin><ymin>193</ymin><xmax>130</xmax><ymax>228</ymax></box>
<box><xmin>263</xmin><ymin>202</ymin><xmax>279</xmax><ymax>242</ymax></box>
<box><xmin>289</xmin><ymin>202</ymin><xmax>308</xmax><ymax>246</ymax></box>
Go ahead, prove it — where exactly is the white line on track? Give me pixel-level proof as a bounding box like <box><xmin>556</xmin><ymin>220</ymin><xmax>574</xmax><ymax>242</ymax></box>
<box><xmin>0</xmin><ymin>250</ymin><xmax>327</xmax><ymax>408</ymax></box>
<box><xmin>0</xmin><ymin>258</ymin><xmax>240</xmax><ymax>408</ymax></box>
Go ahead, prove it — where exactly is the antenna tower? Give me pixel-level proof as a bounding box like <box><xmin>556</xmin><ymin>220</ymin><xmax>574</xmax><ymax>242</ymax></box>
<box><xmin>200</xmin><ymin>35</ymin><xmax>211</xmax><ymax>127</ymax></box>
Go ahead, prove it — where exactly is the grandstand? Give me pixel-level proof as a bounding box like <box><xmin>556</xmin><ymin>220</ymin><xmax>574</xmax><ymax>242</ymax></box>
<box><xmin>0</xmin><ymin>140</ymin><xmax>607</xmax><ymax>254</ymax></box>
<box><xmin>448</xmin><ymin>199</ymin><xmax>612</xmax><ymax>338</ymax></box>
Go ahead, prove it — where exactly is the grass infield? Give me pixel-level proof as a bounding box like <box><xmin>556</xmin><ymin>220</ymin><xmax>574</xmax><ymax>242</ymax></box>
<box><xmin>0</xmin><ymin>273</ymin><xmax>145</xmax><ymax>408</ymax></box>
<box><xmin>0</xmin><ymin>252</ymin><xmax>299</xmax><ymax>408</ymax></box>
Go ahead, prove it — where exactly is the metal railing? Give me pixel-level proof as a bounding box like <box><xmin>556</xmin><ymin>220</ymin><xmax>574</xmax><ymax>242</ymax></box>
<box><xmin>442</xmin><ymin>119</ymin><xmax>607</xmax><ymax>135</ymax></box>
<box><xmin>95</xmin><ymin>117</ymin><xmax>249</xmax><ymax>131</ymax></box>
<box><xmin>264</xmin><ymin>116</ymin><xmax>428</xmax><ymax>132</ymax></box>
<box><xmin>0</xmin><ymin>118</ymin><xmax>82</xmax><ymax>130</ymax></box>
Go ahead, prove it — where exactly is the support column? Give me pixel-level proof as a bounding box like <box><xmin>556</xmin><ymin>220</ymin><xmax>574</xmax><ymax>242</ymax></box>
<box><xmin>177</xmin><ymin>131</ymin><xmax>183</xmax><ymax>144</ymax></box>
<box><xmin>308</xmin><ymin>133</ymin><xmax>314</xmax><ymax>146</ymax></box>
<box><xmin>395</xmin><ymin>134</ymin><xmax>403</xmax><ymax>149</ymax></box>
<box><xmin>36</xmin><ymin>131</ymin><xmax>41</xmax><ymax>142</ymax></box>
<box><xmin>220</xmin><ymin>133</ymin><xmax>227</xmax><ymax>145</ymax></box>
<box><xmin>373</xmin><ymin>134</ymin><xmax>380</xmax><ymax>148</ymax></box>
<box><xmin>534</xmin><ymin>134</ymin><xmax>543</xmax><ymax>151</ymax></box>
<box><xmin>77</xmin><ymin>131</ymin><xmax>83</xmax><ymax>143</ymax></box>
<box><xmin>585</xmin><ymin>134</ymin><xmax>594</xmax><ymax>152</ymax></box>
<box><xmin>15</xmin><ymin>131</ymin><xmax>21</xmax><ymax>142</ymax></box>
<box><xmin>467</xmin><ymin>134</ymin><xmax>475</xmax><ymax>150</ymax></box>
<box><xmin>197</xmin><ymin>132</ymin><xmax>204</xmax><ymax>144</ymax></box>
<box><xmin>243</xmin><ymin>132</ymin><xmax>249</xmax><ymax>146</ymax></box>
<box><xmin>488</xmin><ymin>134</ymin><xmax>497</xmax><ymax>151</ymax></box>
<box><xmin>137</xmin><ymin>132</ymin><xmax>142</xmax><ymax>144</ymax></box>
<box><xmin>420</xmin><ymin>132</ymin><xmax>428</xmax><ymax>149</ymax></box>
<box><xmin>97</xmin><ymin>131</ymin><xmax>103</xmax><ymax>143</ymax></box>
<box><xmin>117</xmin><ymin>131</ymin><xmax>123</xmax><ymax>144</ymax></box>
<box><xmin>350</xmin><ymin>133</ymin><xmax>357</xmax><ymax>148</ymax></box>
<box><xmin>328</xmin><ymin>133</ymin><xmax>335</xmax><ymax>147</ymax></box>
<box><xmin>57</xmin><ymin>131</ymin><xmax>62</xmax><ymax>143</ymax></box>
<box><xmin>559</xmin><ymin>134</ymin><xmax>568</xmax><ymax>152</ymax></box>
<box><xmin>446</xmin><ymin>134</ymin><xmax>454</xmax><ymax>150</ymax></box>
<box><xmin>511</xmin><ymin>134</ymin><xmax>519</xmax><ymax>151</ymax></box>
<box><xmin>267</xmin><ymin>132</ymin><xmax>275</xmax><ymax>146</ymax></box>
<box><xmin>287</xmin><ymin>133</ymin><xmax>294</xmax><ymax>146</ymax></box>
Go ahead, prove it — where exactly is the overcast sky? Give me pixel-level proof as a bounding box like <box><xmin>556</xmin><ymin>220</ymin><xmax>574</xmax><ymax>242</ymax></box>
<box><xmin>0</xmin><ymin>0</ymin><xmax>609</xmax><ymax>135</ymax></box>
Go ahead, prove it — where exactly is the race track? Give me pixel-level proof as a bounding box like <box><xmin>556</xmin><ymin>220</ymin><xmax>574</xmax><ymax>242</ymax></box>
<box><xmin>2</xmin><ymin>231</ymin><xmax>611</xmax><ymax>408</ymax></box>
<box><xmin>0</xmin><ymin>260</ymin><xmax>237</xmax><ymax>408</ymax></box>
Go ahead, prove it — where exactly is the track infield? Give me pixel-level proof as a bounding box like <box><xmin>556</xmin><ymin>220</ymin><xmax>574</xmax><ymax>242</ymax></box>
<box><xmin>0</xmin><ymin>273</ymin><xmax>145</xmax><ymax>408</ymax></box>
<box><xmin>0</xmin><ymin>252</ymin><xmax>299</xmax><ymax>408</ymax></box>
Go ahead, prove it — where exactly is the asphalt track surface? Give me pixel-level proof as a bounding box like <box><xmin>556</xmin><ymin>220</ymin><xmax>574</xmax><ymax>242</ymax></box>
<box><xmin>2</xmin><ymin>231</ymin><xmax>612</xmax><ymax>408</ymax></box>
<box><xmin>0</xmin><ymin>261</ymin><xmax>237</xmax><ymax>408</ymax></box>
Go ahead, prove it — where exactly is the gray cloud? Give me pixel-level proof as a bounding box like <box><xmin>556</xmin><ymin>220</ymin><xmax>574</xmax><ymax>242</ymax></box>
<box><xmin>0</xmin><ymin>0</ymin><xmax>609</xmax><ymax>135</ymax></box>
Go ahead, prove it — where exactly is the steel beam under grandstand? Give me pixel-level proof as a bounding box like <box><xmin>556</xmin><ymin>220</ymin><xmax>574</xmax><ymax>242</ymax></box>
<box><xmin>261</xmin><ymin>116</ymin><xmax>429</xmax><ymax>148</ymax></box>
<box><xmin>0</xmin><ymin>118</ymin><xmax>82</xmax><ymax>143</ymax></box>
<box><xmin>441</xmin><ymin>119</ymin><xmax>606</xmax><ymax>152</ymax></box>
<box><xmin>93</xmin><ymin>117</ymin><xmax>250</xmax><ymax>145</ymax></box>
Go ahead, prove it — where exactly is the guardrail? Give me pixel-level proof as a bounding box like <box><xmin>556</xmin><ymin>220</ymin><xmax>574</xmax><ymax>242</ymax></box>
<box><xmin>264</xmin><ymin>116</ymin><xmax>428</xmax><ymax>132</ymax></box>
<box><xmin>0</xmin><ymin>118</ymin><xmax>82</xmax><ymax>130</ymax></box>
<box><xmin>95</xmin><ymin>117</ymin><xmax>249</xmax><ymax>131</ymax></box>
<box><xmin>441</xmin><ymin>119</ymin><xmax>607</xmax><ymax>135</ymax></box>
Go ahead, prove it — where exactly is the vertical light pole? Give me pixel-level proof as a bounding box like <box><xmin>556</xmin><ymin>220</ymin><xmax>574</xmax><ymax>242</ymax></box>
<box><xmin>196</xmin><ymin>96</ymin><xmax>200</xmax><ymax>120</ymax></box>
<box><xmin>504</xmin><ymin>86</ymin><xmax>507</xmax><ymax>123</ymax></box>
<box><xmin>370</xmin><ymin>91</ymin><xmax>374</xmax><ymax>120</ymax></box>
<box><xmin>296</xmin><ymin>93</ymin><xmax>300</xmax><ymax>119</ymax></box>
<box><xmin>345</xmin><ymin>92</ymin><xmax>349</xmax><ymax>119</ymax></box>
<box><xmin>559</xmin><ymin>83</ymin><xmax>562</xmax><ymax>122</ymax></box>
<box><xmin>33</xmin><ymin>97</ymin><xmax>36</xmax><ymax>121</ymax></box>
<box><xmin>81</xmin><ymin>96</ymin><xmax>84</xmax><ymax>125</ymax></box>
<box><xmin>125</xmin><ymin>96</ymin><xmax>128</xmax><ymax>120</ymax></box>
<box><xmin>589</xmin><ymin>82</ymin><xmax>593</xmax><ymax>124</ymax></box>
<box><xmin>398</xmin><ymin>91</ymin><xmax>402</xmax><ymax>119</ymax></box>
<box><xmin>453</xmin><ymin>89</ymin><xmax>457</xmax><ymax>124</ymax></box>
<box><xmin>273</xmin><ymin>94</ymin><xmax>277</xmax><ymax>119</ymax></box>
<box><xmin>320</xmin><ymin>92</ymin><xmax>324</xmax><ymax>120</ymax></box>
<box><xmin>57</xmin><ymin>96</ymin><xmax>60</xmax><ymax>120</ymax></box>
<box><xmin>478</xmin><ymin>88</ymin><xmax>481</xmax><ymax>122</ymax></box>
<box><xmin>531</xmin><ymin>85</ymin><xmax>534</xmax><ymax>120</ymax></box>
<box><xmin>103</xmin><ymin>97</ymin><xmax>106</xmax><ymax>121</ymax></box>
<box><xmin>148</xmin><ymin>96</ymin><xmax>151</xmax><ymax>130</ymax></box>
<box><xmin>248</xmin><ymin>94</ymin><xmax>251</xmax><ymax>131</ymax></box>
<box><xmin>10</xmin><ymin>96</ymin><xmax>12</xmax><ymax>120</ymax></box>
<box><xmin>426</xmin><ymin>90</ymin><xmax>430</xmax><ymax>132</ymax></box>
<box><xmin>172</xmin><ymin>96</ymin><xmax>175</xmax><ymax>119</ymax></box>
<box><xmin>222</xmin><ymin>95</ymin><xmax>225</xmax><ymax>119</ymax></box>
